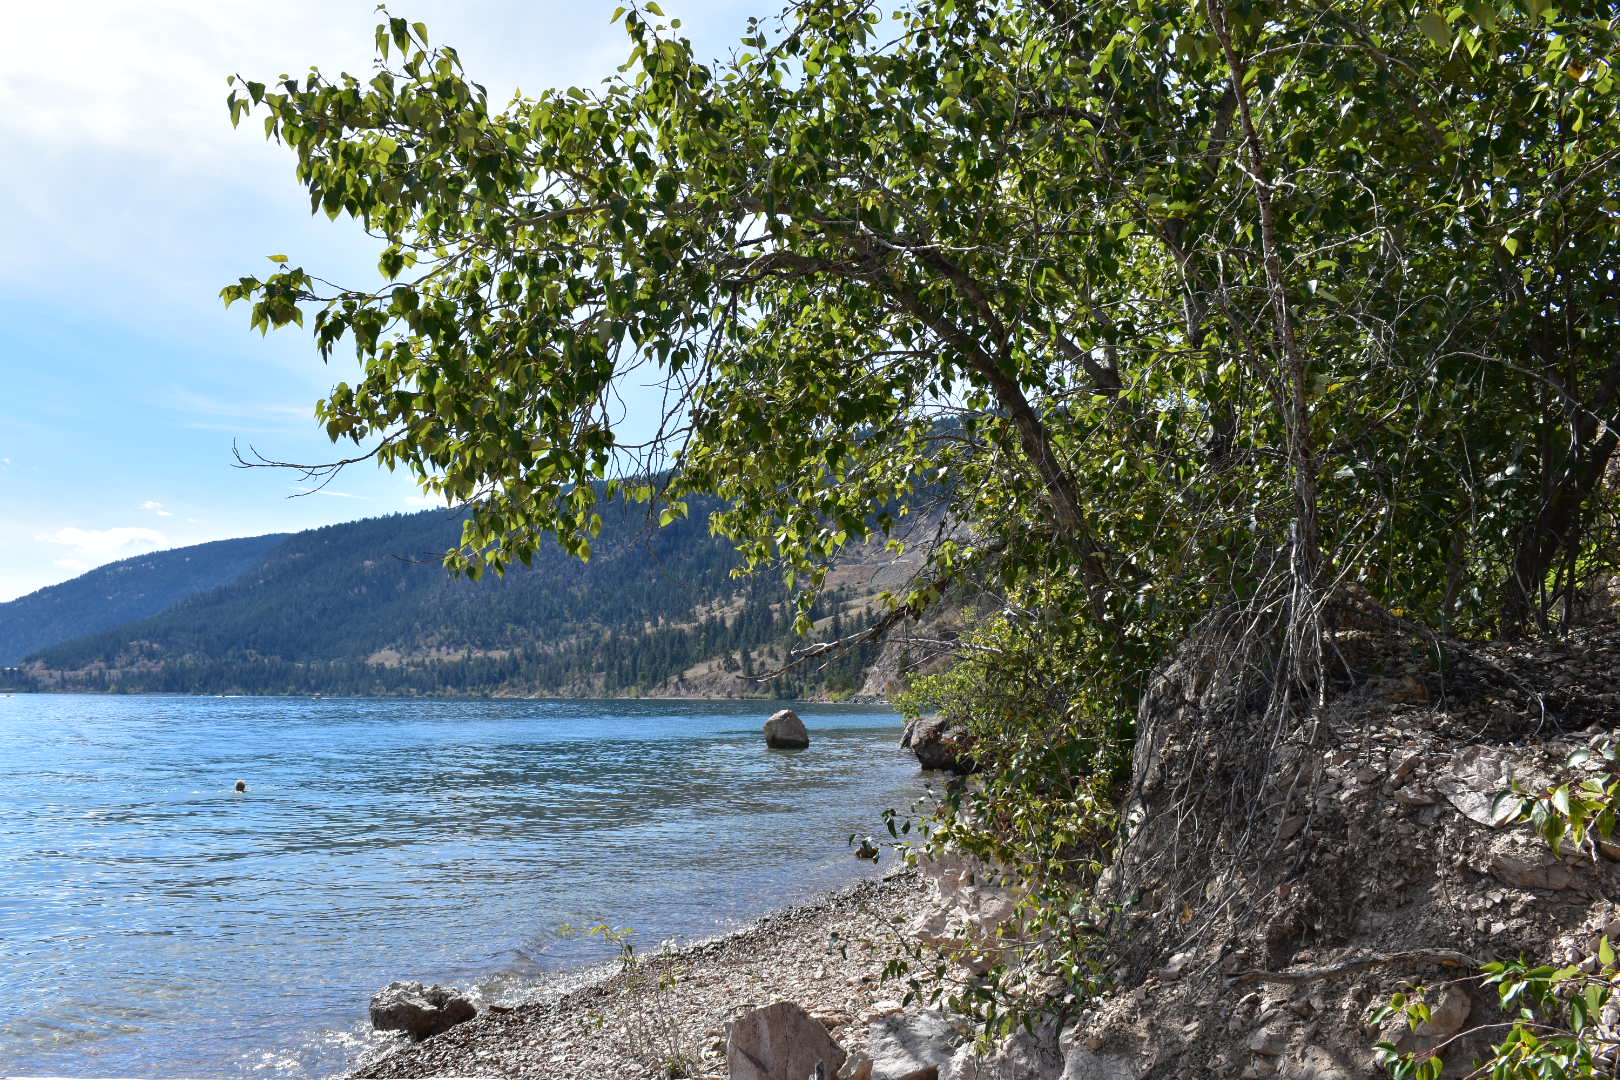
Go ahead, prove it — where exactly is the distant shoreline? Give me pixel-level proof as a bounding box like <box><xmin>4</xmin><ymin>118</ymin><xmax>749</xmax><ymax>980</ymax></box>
<box><xmin>0</xmin><ymin>686</ymin><xmax>895</xmax><ymax>707</ymax></box>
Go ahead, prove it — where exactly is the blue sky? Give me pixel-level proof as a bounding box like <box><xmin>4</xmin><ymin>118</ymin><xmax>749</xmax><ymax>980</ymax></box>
<box><xmin>0</xmin><ymin>0</ymin><xmax>758</xmax><ymax>602</ymax></box>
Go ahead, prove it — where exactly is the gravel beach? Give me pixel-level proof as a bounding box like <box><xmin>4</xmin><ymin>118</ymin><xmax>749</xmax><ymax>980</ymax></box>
<box><xmin>352</xmin><ymin>865</ymin><xmax>929</xmax><ymax>1079</ymax></box>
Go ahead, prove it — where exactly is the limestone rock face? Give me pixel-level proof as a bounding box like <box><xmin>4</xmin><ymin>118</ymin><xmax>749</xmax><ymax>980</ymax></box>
<box><xmin>368</xmin><ymin>980</ymin><xmax>476</xmax><ymax>1041</ymax></box>
<box><xmin>727</xmin><ymin>1000</ymin><xmax>847</xmax><ymax>1080</ymax></box>
<box><xmin>764</xmin><ymin>708</ymin><xmax>811</xmax><ymax>749</ymax></box>
<box><xmin>907</xmin><ymin>849</ymin><xmax>1017</xmax><ymax>975</ymax></box>
<box><xmin>900</xmin><ymin>718</ymin><xmax>977</xmax><ymax>774</ymax></box>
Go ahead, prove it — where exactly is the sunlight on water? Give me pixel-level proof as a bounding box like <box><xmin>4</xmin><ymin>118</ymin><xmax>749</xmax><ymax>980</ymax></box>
<box><xmin>0</xmin><ymin>695</ymin><xmax>927</xmax><ymax>1078</ymax></box>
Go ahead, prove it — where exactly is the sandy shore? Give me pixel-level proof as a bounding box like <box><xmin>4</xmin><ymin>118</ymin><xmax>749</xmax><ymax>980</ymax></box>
<box><xmin>351</xmin><ymin>865</ymin><xmax>929</xmax><ymax>1079</ymax></box>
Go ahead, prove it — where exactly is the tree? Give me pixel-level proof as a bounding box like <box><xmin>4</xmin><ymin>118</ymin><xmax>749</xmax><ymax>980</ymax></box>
<box><xmin>226</xmin><ymin>0</ymin><xmax>1620</xmax><ymax>1016</ymax></box>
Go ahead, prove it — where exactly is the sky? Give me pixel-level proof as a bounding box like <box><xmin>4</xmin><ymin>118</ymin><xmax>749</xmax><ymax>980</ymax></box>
<box><xmin>0</xmin><ymin>0</ymin><xmax>758</xmax><ymax>603</ymax></box>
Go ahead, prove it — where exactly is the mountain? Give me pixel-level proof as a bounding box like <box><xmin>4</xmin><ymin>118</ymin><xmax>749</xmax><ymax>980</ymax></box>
<box><xmin>0</xmin><ymin>533</ymin><xmax>288</xmax><ymax>665</ymax></box>
<box><xmin>17</xmin><ymin>501</ymin><xmax>886</xmax><ymax>698</ymax></box>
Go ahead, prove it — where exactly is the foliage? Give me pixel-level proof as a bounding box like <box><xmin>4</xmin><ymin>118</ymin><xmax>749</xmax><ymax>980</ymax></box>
<box><xmin>1373</xmin><ymin>743</ymin><xmax>1620</xmax><ymax>1078</ymax></box>
<box><xmin>223</xmin><ymin>0</ymin><xmax>1620</xmax><ymax>635</ymax></box>
<box><xmin>1492</xmin><ymin>743</ymin><xmax>1620</xmax><ymax>858</ymax></box>
<box><xmin>226</xmin><ymin>0</ymin><xmax>1620</xmax><ymax>1040</ymax></box>
<box><xmin>894</xmin><ymin>613</ymin><xmax>1121</xmax><ymax>1034</ymax></box>
<box><xmin>1371</xmin><ymin>942</ymin><xmax>1619</xmax><ymax>1080</ymax></box>
<box><xmin>560</xmin><ymin>923</ymin><xmax>700</xmax><ymax>1078</ymax></box>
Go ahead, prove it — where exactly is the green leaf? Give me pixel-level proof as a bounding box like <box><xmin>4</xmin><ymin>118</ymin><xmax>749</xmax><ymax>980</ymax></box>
<box><xmin>1490</xmin><ymin>790</ymin><xmax>1525</xmax><ymax>825</ymax></box>
<box><xmin>1419</xmin><ymin>10</ymin><xmax>1452</xmax><ymax>49</ymax></box>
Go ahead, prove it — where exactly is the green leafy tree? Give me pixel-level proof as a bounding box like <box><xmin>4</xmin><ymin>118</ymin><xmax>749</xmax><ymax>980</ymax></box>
<box><xmin>226</xmin><ymin>0</ymin><xmax>1620</xmax><ymax>1028</ymax></box>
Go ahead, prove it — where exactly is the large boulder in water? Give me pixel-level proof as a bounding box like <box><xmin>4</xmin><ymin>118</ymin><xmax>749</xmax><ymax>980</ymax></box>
<box><xmin>764</xmin><ymin>708</ymin><xmax>810</xmax><ymax>749</ymax></box>
<box><xmin>900</xmin><ymin>718</ymin><xmax>978</xmax><ymax>774</ymax></box>
<box><xmin>369</xmin><ymin>980</ymin><xmax>476</xmax><ymax>1041</ymax></box>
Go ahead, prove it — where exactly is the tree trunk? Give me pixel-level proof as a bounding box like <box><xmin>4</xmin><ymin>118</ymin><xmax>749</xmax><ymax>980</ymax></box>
<box><xmin>1209</xmin><ymin>0</ymin><xmax>1324</xmax><ymax>706</ymax></box>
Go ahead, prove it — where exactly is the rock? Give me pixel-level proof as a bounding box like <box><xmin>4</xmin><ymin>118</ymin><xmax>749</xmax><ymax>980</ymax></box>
<box><xmin>1155</xmin><ymin>950</ymin><xmax>1197</xmax><ymax>981</ymax></box>
<box><xmin>1246</xmin><ymin>1024</ymin><xmax>1290</xmax><ymax>1056</ymax></box>
<box><xmin>1433</xmin><ymin>747</ymin><xmax>1514</xmax><ymax>825</ymax></box>
<box><xmin>839</xmin><ymin>1052</ymin><xmax>875</xmax><ymax>1080</ymax></box>
<box><xmin>901</xmin><ymin>718</ymin><xmax>978</xmax><ymax>774</ymax></box>
<box><xmin>1433</xmin><ymin>780</ymin><xmax>1501</xmax><ymax>826</ymax></box>
<box><xmin>1376</xmin><ymin>675</ymin><xmax>1430</xmax><ymax>705</ymax></box>
<box><xmin>1416</xmin><ymin>985</ymin><xmax>1471</xmax><ymax>1038</ymax></box>
<box><xmin>764</xmin><ymin>709</ymin><xmax>811</xmax><ymax>749</ymax></box>
<box><xmin>1287</xmin><ymin>1046</ymin><xmax>1357</xmax><ymax>1080</ymax></box>
<box><xmin>943</xmin><ymin>1015</ymin><xmax>1063</xmax><ymax>1080</ymax></box>
<box><xmin>868</xmin><ymin>1008</ymin><xmax>960</xmax><ymax>1080</ymax></box>
<box><xmin>1489</xmin><ymin>848</ymin><xmax>1578</xmax><ymax>891</ymax></box>
<box><xmin>1060</xmin><ymin>1046</ymin><xmax>1139</xmax><ymax>1080</ymax></box>
<box><xmin>727</xmin><ymin>1000</ymin><xmax>847</xmax><ymax>1080</ymax></box>
<box><xmin>1392</xmin><ymin>752</ymin><xmax>1423</xmax><ymax>785</ymax></box>
<box><xmin>1394</xmin><ymin>785</ymin><xmax>1437</xmax><ymax>806</ymax></box>
<box><xmin>905</xmin><ymin>872</ymin><xmax>1017</xmax><ymax>975</ymax></box>
<box><xmin>368</xmin><ymin>980</ymin><xmax>476</xmax><ymax>1041</ymax></box>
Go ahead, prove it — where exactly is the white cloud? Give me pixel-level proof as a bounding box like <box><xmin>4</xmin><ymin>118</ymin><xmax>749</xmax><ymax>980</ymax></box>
<box><xmin>0</xmin><ymin>3</ymin><xmax>370</xmax><ymax>174</ymax></box>
<box><xmin>37</xmin><ymin>525</ymin><xmax>169</xmax><ymax>566</ymax></box>
<box><xmin>139</xmin><ymin>500</ymin><xmax>173</xmax><ymax>517</ymax></box>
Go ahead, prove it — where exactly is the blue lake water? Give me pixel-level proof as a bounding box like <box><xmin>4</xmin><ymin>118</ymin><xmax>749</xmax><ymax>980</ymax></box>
<box><xmin>0</xmin><ymin>694</ymin><xmax>929</xmax><ymax>1078</ymax></box>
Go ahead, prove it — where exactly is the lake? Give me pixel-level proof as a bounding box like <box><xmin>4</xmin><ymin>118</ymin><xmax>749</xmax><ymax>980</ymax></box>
<box><xmin>0</xmin><ymin>694</ymin><xmax>929</xmax><ymax>1078</ymax></box>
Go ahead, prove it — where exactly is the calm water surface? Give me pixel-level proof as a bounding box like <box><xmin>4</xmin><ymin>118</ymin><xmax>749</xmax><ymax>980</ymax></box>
<box><xmin>0</xmin><ymin>694</ymin><xmax>928</xmax><ymax>1078</ymax></box>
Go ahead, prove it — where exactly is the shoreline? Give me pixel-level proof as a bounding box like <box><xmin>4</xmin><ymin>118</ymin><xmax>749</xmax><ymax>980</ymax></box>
<box><xmin>351</xmin><ymin>865</ymin><xmax>928</xmax><ymax>1079</ymax></box>
<box><xmin>0</xmin><ymin>687</ymin><xmax>893</xmax><ymax>705</ymax></box>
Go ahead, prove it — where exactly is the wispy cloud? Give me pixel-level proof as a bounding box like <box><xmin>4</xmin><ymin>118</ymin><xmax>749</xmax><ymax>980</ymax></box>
<box><xmin>37</xmin><ymin>525</ymin><xmax>169</xmax><ymax>570</ymax></box>
<box><xmin>170</xmin><ymin>389</ymin><xmax>314</xmax><ymax>422</ymax></box>
<box><xmin>139</xmin><ymin>500</ymin><xmax>174</xmax><ymax>517</ymax></box>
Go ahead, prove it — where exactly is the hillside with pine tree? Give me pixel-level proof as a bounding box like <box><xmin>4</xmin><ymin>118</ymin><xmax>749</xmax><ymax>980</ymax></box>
<box><xmin>11</xmin><ymin>500</ymin><xmax>893</xmax><ymax>698</ymax></box>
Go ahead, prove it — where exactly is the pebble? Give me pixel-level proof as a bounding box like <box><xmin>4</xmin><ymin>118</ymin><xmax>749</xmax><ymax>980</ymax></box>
<box><xmin>353</xmin><ymin>870</ymin><xmax>928</xmax><ymax>1080</ymax></box>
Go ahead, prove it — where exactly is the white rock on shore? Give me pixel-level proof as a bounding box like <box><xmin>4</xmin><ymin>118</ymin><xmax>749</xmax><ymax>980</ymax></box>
<box><xmin>726</xmin><ymin>1000</ymin><xmax>847</xmax><ymax>1080</ymax></box>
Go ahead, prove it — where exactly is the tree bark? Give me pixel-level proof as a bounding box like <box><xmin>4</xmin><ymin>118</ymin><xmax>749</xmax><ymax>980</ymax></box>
<box><xmin>1209</xmin><ymin>0</ymin><xmax>1324</xmax><ymax>703</ymax></box>
<box><xmin>1502</xmin><ymin>354</ymin><xmax>1620</xmax><ymax>631</ymax></box>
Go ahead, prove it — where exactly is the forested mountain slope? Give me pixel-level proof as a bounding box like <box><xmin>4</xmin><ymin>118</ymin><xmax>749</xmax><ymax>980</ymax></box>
<box><xmin>0</xmin><ymin>533</ymin><xmax>287</xmax><ymax>665</ymax></box>
<box><xmin>21</xmin><ymin>502</ymin><xmax>883</xmax><ymax>698</ymax></box>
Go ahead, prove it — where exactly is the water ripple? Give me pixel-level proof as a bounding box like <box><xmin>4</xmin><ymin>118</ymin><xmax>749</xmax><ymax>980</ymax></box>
<box><xmin>0</xmin><ymin>694</ymin><xmax>925</xmax><ymax>1079</ymax></box>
